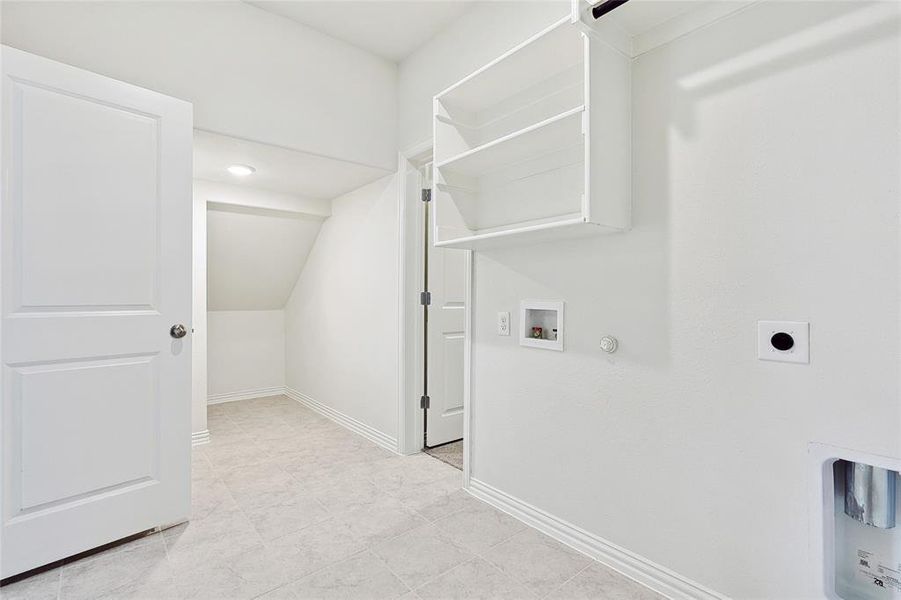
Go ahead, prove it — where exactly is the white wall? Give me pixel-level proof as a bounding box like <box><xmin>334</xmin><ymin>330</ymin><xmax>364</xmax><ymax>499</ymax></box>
<box><xmin>284</xmin><ymin>175</ymin><xmax>399</xmax><ymax>440</ymax></box>
<box><xmin>208</xmin><ymin>310</ymin><xmax>285</xmax><ymax>400</ymax></box>
<box><xmin>1</xmin><ymin>0</ymin><xmax>397</xmax><ymax>170</ymax></box>
<box><xmin>202</xmin><ymin>182</ymin><xmax>323</xmax><ymax>399</ymax></box>
<box><xmin>399</xmin><ymin>2</ymin><xmax>901</xmax><ymax>598</ymax></box>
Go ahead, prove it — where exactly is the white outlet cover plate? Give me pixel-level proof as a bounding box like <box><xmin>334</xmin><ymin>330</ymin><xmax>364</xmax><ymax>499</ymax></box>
<box><xmin>497</xmin><ymin>311</ymin><xmax>510</xmax><ymax>336</ymax></box>
<box><xmin>758</xmin><ymin>321</ymin><xmax>809</xmax><ymax>363</ymax></box>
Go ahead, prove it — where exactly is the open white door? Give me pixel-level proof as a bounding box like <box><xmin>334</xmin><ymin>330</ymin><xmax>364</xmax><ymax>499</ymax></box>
<box><xmin>1</xmin><ymin>47</ymin><xmax>193</xmax><ymax>578</ymax></box>
<box><xmin>425</xmin><ymin>182</ymin><xmax>467</xmax><ymax>447</ymax></box>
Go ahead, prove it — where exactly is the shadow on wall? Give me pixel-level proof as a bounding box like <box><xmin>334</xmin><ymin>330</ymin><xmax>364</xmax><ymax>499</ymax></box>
<box><xmin>670</xmin><ymin>1</ymin><xmax>900</xmax><ymax>137</ymax></box>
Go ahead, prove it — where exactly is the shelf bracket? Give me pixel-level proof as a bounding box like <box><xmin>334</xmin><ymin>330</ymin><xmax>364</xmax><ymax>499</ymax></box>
<box><xmin>592</xmin><ymin>0</ymin><xmax>630</xmax><ymax>20</ymax></box>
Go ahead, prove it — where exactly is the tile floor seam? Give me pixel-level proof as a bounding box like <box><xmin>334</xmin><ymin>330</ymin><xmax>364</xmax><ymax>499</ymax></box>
<box><xmin>258</xmin><ymin>546</ymin><xmax>376</xmax><ymax>599</ymax></box>
<box><xmin>536</xmin><ymin>560</ymin><xmax>593</xmax><ymax>599</ymax></box>
<box><xmin>364</xmin><ymin>547</ymin><xmax>416</xmax><ymax>596</ymax></box>
<box><xmin>285</xmin><ymin>548</ymin><xmax>411</xmax><ymax>599</ymax></box>
<box><xmin>408</xmin><ymin>556</ymin><xmax>479</xmax><ymax>594</ymax></box>
<box><xmin>429</xmin><ymin>506</ymin><xmax>525</xmax><ymax>557</ymax></box>
<box><xmin>381</xmin><ymin>544</ymin><xmax>472</xmax><ymax>594</ymax></box>
<box><xmin>194</xmin><ymin>456</ymin><xmax>269</xmax><ymax>566</ymax></box>
<box><xmin>459</xmin><ymin>513</ymin><xmax>611</xmax><ymax>599</ymax></box>
<box><xmin>395</xmin><ymin>493</ymin><xmax>474</xmax><ymax>524</ymax></box>
<box><xmin>472</xmin><ymin>547</ymin><xmax>542</xmax><ymax>596</ymax></box>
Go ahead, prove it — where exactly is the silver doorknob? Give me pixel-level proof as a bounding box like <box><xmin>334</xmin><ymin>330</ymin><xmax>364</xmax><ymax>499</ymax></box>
<box><xmin>170</xmin><ymin>324</ymin><xmax>187</xmax><ymax>339</ymax></box>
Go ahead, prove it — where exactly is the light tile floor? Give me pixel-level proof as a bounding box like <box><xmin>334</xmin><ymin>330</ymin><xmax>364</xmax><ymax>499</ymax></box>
<box><xmin>1</xmin><ymin>395</ymin><xmax>662</xmax><ymax>600</ymax></box>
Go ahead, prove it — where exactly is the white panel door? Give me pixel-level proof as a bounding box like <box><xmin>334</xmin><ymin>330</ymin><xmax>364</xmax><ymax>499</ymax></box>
<box><xmin>426</xmin><ymin>210</ymin><xmax>467</xmax><ymax>447</ymax></box>
<box><xmin>1</xmin><ymin>46</ymin><xmax>193</xmax><ymax>578</ymax></box>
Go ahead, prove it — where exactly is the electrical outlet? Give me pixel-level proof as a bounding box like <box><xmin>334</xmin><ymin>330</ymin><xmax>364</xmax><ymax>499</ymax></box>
<box><xmin>497</xmin><ymin>312</ymin><xmax>510</xmax><ymax>336</ymax></box>
<box><xmin>758</xmin><ymin>321</ymin><xmax>809</xmax><ymax>363</ymax></box>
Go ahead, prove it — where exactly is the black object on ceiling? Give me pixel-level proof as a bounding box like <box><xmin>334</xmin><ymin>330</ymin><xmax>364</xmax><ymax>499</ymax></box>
<box><xmin>592</xmin><ymin>0</ymin><xmax>631</xmax><ymax>20</ymax></box>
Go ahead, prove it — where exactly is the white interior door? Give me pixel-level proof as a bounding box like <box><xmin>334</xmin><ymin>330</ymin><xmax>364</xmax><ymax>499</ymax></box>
<box><xmin>1</xmin><ymin>46</ymin><xmax>193</xmax><ymax>578</ymax></box>
<box><xmin>425</xmin><ymin>183</ymin><xmax>467</xmax><ymax>447</ymax></box>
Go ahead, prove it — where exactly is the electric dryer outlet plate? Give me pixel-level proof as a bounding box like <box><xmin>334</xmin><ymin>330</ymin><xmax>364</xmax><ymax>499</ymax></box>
<box><xmin>758</xmin><ymin>321</ymin><xmax>809</xmax><ymax>363</ymax></box>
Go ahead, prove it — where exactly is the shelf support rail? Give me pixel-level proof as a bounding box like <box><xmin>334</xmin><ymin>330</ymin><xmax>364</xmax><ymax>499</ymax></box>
<box><xmin>591</xmin><ymin>0</ymin><xmax>631</xmax><ymax>20</ymax></box>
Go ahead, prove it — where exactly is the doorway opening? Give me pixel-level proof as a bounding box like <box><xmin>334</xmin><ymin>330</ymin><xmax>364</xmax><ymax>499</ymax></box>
<box><xmin>413</xmin><ymin>161</ymin><xmax>466</xmax><ymax>470</ymax></box>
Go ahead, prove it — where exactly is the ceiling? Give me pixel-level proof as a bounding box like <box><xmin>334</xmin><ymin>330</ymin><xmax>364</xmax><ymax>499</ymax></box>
<box><xmin>194</xmin><ymin>130</ymin><xmax>389</xmax><ymax>200</ymax></box>
<box><xmin>248</xmin><ymin>1</ymin><xmax>720</xmax><ymax>64</ymax></box>
<box><xmin>194</xmin><ymin>1</ymin><xmax>724</xmax><ymax>204</ymax></box>
<box><xmin>207</xmin><ymin>206</ymin><xmax>323</xmax><ymax>310</ymax></box>
<box><xmin>246</xmin><ymin>1</ymin><xmax>474</xmax><ymax>62</ymax></box>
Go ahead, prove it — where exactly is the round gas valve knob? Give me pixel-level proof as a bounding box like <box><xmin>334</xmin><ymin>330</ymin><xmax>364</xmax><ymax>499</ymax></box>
<box><xmin>599</xmin><ymin>336</ymin><xmax>618</xmax><ymax>353</ymax></box>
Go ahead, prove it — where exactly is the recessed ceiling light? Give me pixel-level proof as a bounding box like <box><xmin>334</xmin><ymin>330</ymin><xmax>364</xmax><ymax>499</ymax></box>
<box><xmin>227</xmin><ymin>164</ymin><xmax>256</xmax><ymax>177</ymax></box>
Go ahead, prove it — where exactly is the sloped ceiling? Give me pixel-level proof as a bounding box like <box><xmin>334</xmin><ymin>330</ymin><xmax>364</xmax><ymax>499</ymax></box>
<box><xmin>196</xmin><ymin>129</ymin><xmax>390</xmax><ymax>313</ymax></box>
<box><xmin>207</xmin><ymin>205</ymin><xmax>322</xmax><ymax>311</ymax></box>
<box><xmin>246</xmin><ymin>1</ymin><xmax>475</xmax><ymax>63</ymax></box>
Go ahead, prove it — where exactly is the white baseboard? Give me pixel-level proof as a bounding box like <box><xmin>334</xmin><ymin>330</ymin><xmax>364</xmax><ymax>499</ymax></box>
<box><xmin>191</xmin><ymin>429</ymin><xmax>210</xmax><ymax>446</ymax></box>
<box><xmin>284</xmin><ymin>387</ymin><xmax>399</xmax><ymax>454</ymax></box>
<box><xmin>467</xmin><ymin>478</ymin><xmax>727</xmax><ymax>600</ymax></box>
<box><xmin>207</xmin><ymin>386</ymin><xmax>286</xmax><ymax>405</ymax></box>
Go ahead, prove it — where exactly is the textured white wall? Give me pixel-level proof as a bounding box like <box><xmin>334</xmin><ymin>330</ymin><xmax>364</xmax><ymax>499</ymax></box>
<box><xmin>0</xmin><ymin>0</ymin><xmax>397</xmax><ymax>170</ymax></box>
<box><xmin>399</xmin><ymin>2</ymin><xmax>901</xmax><ymax>597</ymax></box>
<box><xmin>207</xmin><ymin>310</ymin><xmax>285</xmax><ymax>398</ymax></box>
<box><xmin>284</xmin><ymin>175</ymin><xmax>399</xmax><ymax>439</ymax></box>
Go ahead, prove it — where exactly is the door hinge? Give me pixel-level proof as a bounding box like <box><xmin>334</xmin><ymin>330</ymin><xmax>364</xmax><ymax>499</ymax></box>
<box><xmin>420</xmin><ymin>291</ymin><xmax>431</xmax><ymax>306</ymax></box>
<box><xmin>421</xmin><ymin>188</ymin><xmax>432</xmax><ymax>202</ymax></box>
<box><xmin>420</xmin><ymin>395</ymin><xmax>430</xmax><ymax>409</ymax></box>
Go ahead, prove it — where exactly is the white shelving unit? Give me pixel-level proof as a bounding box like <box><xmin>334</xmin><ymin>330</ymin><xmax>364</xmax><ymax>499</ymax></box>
<box><xmin>432</xmin><ymin>16</ymin><xmax>631</xmax><ymax>249</ymax></box>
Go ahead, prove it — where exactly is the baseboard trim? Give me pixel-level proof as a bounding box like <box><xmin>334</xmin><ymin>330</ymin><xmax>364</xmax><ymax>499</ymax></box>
<box><xmin>207</xmin><ymin>386</ymin><xmax>286</xmax><ymax>405</ymax></box>
<box><xmin>467</xmin><ymin>478</ymin><xmax>727</xmax><ymax>600</ymax></box>
<box><xmin>284</xmin><ymin>387</ymin><xmax>399</xmax><ymax>454</ymax></box>
<box><xmin>191</xmin><ymin>430</ymin><xmax>210</xmax><ymax>446</ymax></box>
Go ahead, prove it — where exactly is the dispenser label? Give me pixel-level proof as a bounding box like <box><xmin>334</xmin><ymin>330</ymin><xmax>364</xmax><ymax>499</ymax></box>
<box><xmin>857</xmin><ymin>549</ymin><xmax>901</xmax><ymax>595</ymax></box>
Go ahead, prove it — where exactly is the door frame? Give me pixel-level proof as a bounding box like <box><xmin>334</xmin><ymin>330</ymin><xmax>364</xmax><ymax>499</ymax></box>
<box><xmin>396</xmin><ymin>141</ymin><xmax>472</xmax><ymax>487</ymax></box>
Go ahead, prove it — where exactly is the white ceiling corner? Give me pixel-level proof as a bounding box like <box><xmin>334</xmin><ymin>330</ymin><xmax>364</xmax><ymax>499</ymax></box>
<box><xmin>246</xmin><ymin>1</ymin><xmax>475</xmax><ymax>62</ymax></box>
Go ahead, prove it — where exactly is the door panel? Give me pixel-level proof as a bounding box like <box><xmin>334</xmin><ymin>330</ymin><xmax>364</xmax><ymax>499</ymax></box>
<box><xmin>426</xmin><ymin>229</ymin><xmax>467</xmax><ymax>447</ymax></box>
<box><xmin>15</xmin><ymin>355</ymin><xmax>158</xmax><ymax>511</ymax></box>
<box><xmin>16</xmin><ymin>83</ymin><xmax>160</xmax><ymax>310</ymax></box>
<box><xmin>1</xmin><ymin>46</ymin><xmax>193</xmax><ymax>578</ymax></box>
<box><xmin>439</xmin><ymin>333</ymin><xmax>464</xmax><ymax>417</ymax></box>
